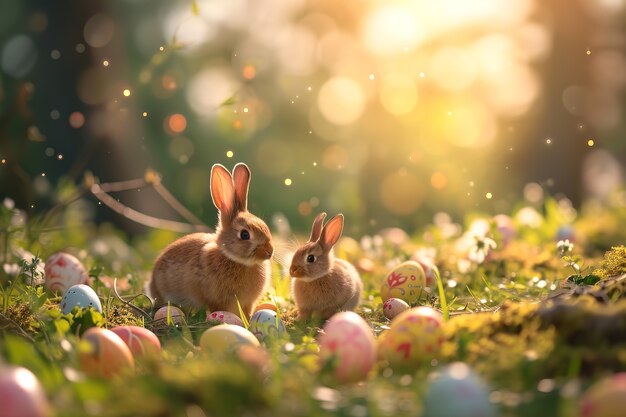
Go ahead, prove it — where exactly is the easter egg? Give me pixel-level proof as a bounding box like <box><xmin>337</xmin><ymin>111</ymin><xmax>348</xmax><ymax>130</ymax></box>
<box><xmin>110</xmin><ymin>326</ymin><xmax>161</xmax><ymax>359</ymax></box>
<box><xmin>423</xmin><ymin>362</ymin><xmax>496</xmax><ymax>417</ymax></box>
<box><xmin>200</xmin><ymin>324</ymin><xmax>260</xmax><ymax>355</ymax></box>
<box><xmin>0</xmin><ymin>365</ymin><xmax>51</xmax><ymax>417</ymax></box>
<box><xmin>579</xmin><ymin>373</ymin><xmax>626</xmax><ymax>417</ymax></box>
<box><xmin>206</xmin><ymin>310</ymin><xmax>244</xmax><ymax>326</ymax></box>
<box><xmin>378</xmin><ymin>306</ymin><xmax>443</xmax><ymax>371</ymax></box>
<box><xmin>383</xmin><ymin>298</ymin><xmax>410</xmax><ymax>320</ymax></box>
<box><xmin>319</xmin><ymin>311</ymin><xmax>376</xmax><ymax>383</ymax></box>
<box><xmin>254</xmin><ymin>302</ymin><xmax>278</xmax><ymax>313</ymax></box>
<box><xmin>380</xmin><ymin>261</ymin><xmax>429</xmax><ymax>304</ymax></box>
<box><xmin>154</xmin><ymin>306</ymin><xmax>185</xmax><ymax>325</ymax></box>
<box><xmin>44</xmin><ymin>252</ymin><xmax>89</xmax><ymax>294</ymax></box>
<box><xmin>60</xmin><ymin>284</ymin><xmax>102</xmax><ymax>314</ymax></box>
<box><xmin>249</xmin><ymin>309</ymin><xmax>286</xmax><ymax>344</ymax></box>
<box><xmin>79</xmin><ymin>327</ymin><xmax>135</xmax><ymax>378</ymax></box>
<box><xmin>413</xmin><ymin>256</ymin><xmax>439</xmax><ymax>290</ymax></box>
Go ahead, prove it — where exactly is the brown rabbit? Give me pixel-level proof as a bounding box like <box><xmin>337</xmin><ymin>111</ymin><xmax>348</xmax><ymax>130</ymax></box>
<box><xmin>149</xmin><ymin>163</ymin><xmax>274</xmax><ymax>317</ymax></box>
<box><xmin>290</xmin><ymin>213</ymin><xmax>362</xmax><ymax>320</ymax></box>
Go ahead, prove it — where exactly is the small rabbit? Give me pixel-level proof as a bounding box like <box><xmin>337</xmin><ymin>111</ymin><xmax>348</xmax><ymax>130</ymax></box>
<box><xmin>290</xmin><ymin>213</ymin><xmax>362</xmax><ymax>320</ymax></box>
<box><xmin>149</xmin><ymin>163</ymin><xmax>274</xmax><ymax>318</ymax></box>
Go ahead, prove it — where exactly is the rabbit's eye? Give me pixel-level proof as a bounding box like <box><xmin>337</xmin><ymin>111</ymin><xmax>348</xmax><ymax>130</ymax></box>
<box><xmin>240</xmin><ymin>230</ymin><xmax>250</xmax><ymax>240</ymax></box>
<box><xmin>306</xmin><ymin>254</ymin><xmax>315</xmax><ymax>263</ymax></box>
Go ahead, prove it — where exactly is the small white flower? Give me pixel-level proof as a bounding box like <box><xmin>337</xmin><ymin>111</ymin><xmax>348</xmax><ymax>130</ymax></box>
<box><xmin>3</xmin><ymin>198</ymin><xmax>15</xmax><ymax>210</ymax></box>
<box><xmin>557</xmin><ymin>239</ymin><xmax>574</xmax><ymax>254</ymax></box>
<box><xmin>468</xmin><ymin>236</ymin><xmax>497</xmax><ymax>264</ymax></box>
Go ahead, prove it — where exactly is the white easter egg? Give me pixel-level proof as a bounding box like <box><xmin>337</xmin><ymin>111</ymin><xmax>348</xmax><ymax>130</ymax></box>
<box><xmin>60</xmin><ymin>284</ymin><xmax>102</xmax><ymax>314</ymax></box>
<box><xmin>383</xmin><ymin>298</ymin><xmax>410</xmax><ymax>319</ymax></box>
<box><xmin>423</xmin><ymin>362</ymin><xmax>497</xmax><ymax>417</ymax></box>
<box><xmin>249</xmin><ymin>309</ymin><xmax>286</xmax><ymax>343</ymax></box>
<box><xmin>44</xmin><ymin>252</ymin><xmax>89</xmax><ymax>294</ymax></box>
<box><xmin>206</xmin><ymin>311</ymin><xmax>244</xmax><ymax>327</ymax></box>
<box><xmin>319</xmin><ymin>311</ymin><xmax>376</xmax><ymax>383</ymax></box>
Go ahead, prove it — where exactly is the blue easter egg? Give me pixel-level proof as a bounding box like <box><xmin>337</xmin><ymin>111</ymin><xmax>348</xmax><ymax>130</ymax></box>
<box><xmin>61</xmin><ymin>284</ymin><xmax>102</xmax><ymax>314</ymax></box>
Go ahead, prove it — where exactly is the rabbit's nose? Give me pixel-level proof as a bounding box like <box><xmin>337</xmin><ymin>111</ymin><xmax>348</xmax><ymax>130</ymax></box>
<box><xmin>290</xmin><ymin>265</ymin><xmax>302</xmax><ymax>277</ymax></box>
<box><xmin>255</xmin><ymin>242</ymin><xmax>274</xmax><ymax>260</ymax></box>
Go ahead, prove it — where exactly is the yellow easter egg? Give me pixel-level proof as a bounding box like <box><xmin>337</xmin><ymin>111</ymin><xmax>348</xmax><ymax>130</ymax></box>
<box><xmin>199</xmin><ymin>324</ymin><xmax>260</xmax><ymax>355</ymax></box>
<box><xmin>378</xmin><ymin>306</ymin><xmax>443</xmax><ymax>371</ymax></box>
<box><xmin>579</xmin><ymin>373</ymin><xmax>626</xmax><ymax>417</ymax></box>
<box><xmin>380</xmin><ymin>261</ymin><xmax>429</xmax><ymax>304</ymax></box>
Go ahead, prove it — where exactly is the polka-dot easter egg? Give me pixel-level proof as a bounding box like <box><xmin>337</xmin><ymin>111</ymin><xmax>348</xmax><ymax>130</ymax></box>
<box><xmin>423</xmin><ymin>362</ymin><xmax>496</xmax><ymax>417</ymax></box>
<box><xmin>319</xmin><ymin>311</ymin><xmax>376</xmax><ymax>383</ymax></box>
<box><xmin>254</xmin><ymin>302</ymin><xmax>278</xmax><ymax>313</ymax></box>
<box><xmin>579</xmin><ymin>373</ymin><xmax>626</xmax><ymax>417</ymax></box>
<box><xmin>206</xmin><ymin>310</ymin><xmax>244</xmax><ymax>326</ymax></box>
<box><xmin>110</xmin><ymin>326</ymin><xmax>161</xmax><ymax>359</ymax></box>
<box><xmin>60</xmin><ymin>284</ymin><xmax>102</xmax><ymax>314</ymax></box>
<box><xmin>0</xmin><ymin>365</ymin><xmax>51</xmax><ymax>417</ymax></box>
<box><xmin>249</xmin><ymin>309</ymin><xmax>286</xmax><ymax>344</ymax></box>
<box><xmin>44</xmin><ymin>252</ymin><xmax>89</xmax><ymax>294</ymax></box>
<box><xmin>380</xmin><ymin>261</ymin><xmax>429</xmax><ymax>304</ymax></box>
<box><xmin>154</xmin><ymin>306</ymin><xmax>185</xmax><ymax>325</ymax></box>
<box><xmin>79</xmin><ymin>327</ymin><xmax>135</xmax><ymax>378</ymax></box>
<box><xmin>378</xmin><ymin>306</ymin><xmax>443</xmax><ymax>371</ymax></box>
<box><xmin>200</xmin><ymin>324</ymin><xmax>260</xmax><ymax>355</ymax></box>
<box><xmin>383</xmin><ymin>298</ymin><xmax>410</xmax><ymax>320</ymax></box>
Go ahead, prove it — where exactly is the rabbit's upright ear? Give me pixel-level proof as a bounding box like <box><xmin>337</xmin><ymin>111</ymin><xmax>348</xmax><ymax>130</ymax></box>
<box><xmin>232</xmin><ymin>163</ymin><xmax>251</xmax><ymax>212</ymax></box>
<box><xmin>309</xmin><ymin>212</ymin><xmax>327</xmax><ymax>242</ymax></box>
<box><xmin>320</xmin><ymin>214</ymin><xmax>344</xmax><ymax>252</ymax></box>
<box><xmin>211</xmin><ymin>164</ymin><xmax>235</xmax><ymax>221</ymax></box>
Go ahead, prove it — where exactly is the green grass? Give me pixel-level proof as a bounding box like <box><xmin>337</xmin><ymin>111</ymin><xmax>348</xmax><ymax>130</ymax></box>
<box><xmin>2</xmin><ymin>196</ymin><xmax>626</xmax><ymax>417</ymax></box>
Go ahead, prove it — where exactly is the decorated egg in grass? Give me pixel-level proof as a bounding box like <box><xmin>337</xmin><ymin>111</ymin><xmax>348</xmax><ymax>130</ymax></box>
<box><xmin>0</xmin><ymin>365</ymin><xmax>51</xmax><ymax>417</ymax></box>
<box><xmin>383</xmin><ymin>298</ymin><xmax>410</xmax><ymax>320</ymax></box>
<box><xmin>110</xmin><ymin>326</ymin><xmax>161</xmax><ymax>359</ymax></box>
<box><xmin>319</xmin><ymin>311</ymin><xmax>376</xmax><ymax>383</ymax></box>
<box><xmin>206</xmin><ymin>311</ymin><xmax>244</xmax><ymax>327</ymax></box>
<box><xmin>413</xmin><ymin>256</ymin><xmax>439</xmax><ymax>290</ymax></box>
<box><xmin>378</xmin><ymin>306</ymin><xmax>443</xmax><ymax>371</ymax></box>
<box><xmin>579</xmin><ymin>373</ymin><xmax>626</xmax><ymax>417</ymax></box>
<box><xmin>61</xmin><ymin>284</ymin><xmax>102</xmax><ymax>314</ymax></box>
<box><xmin>154</xmin><ymin>306</ymin><xmax>185</xmax><ymax>325</ymax></box>
<box><xmin>200</xmin><ymin>324</ymin><xmax>260</xmax><ymax>355</ymax></box>
<box><xmin>45</xmin><ymin>252</ymin><xmax>89</xmax><ymax>294</ymax></box>
<box><xmin>249</xmin><ymin>309</ymin><xmax>286</xmax><ymax>344</ymax></box>
<box><xmin>79</xmin><ymin>327</ymin><xmax>134</xmax><ymax>378</ymax></box>
<box><xmin>380</xmin><ymin>261</ymin><xmax>430</xmax><ymax>304</ymax></box>
<box><xmin>254</xmin><ymin>302</ymin><xmax>278</xmax><ymax>313</ymax></box>
<box><xmin>423</xmin><ymin>362</ymin><xmax>497</xmax><ymax>417</ymax></box>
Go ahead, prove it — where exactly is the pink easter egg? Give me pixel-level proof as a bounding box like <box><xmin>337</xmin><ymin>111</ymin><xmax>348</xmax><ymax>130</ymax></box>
<box><xmin>0</xmin><ymin>366</ymin><xmax>51</xmax><ymax>417</ymax></box>
<box><xmin>44</xmin><ymin>252</ymin><xmax>89</xmax><ymax>294</ymax></box>
<box><xmin>79</xmin><ymin>327</ymin><xmax>135</xmax><ymax>378</ymax></box>
<box><xmin>110</xmin><ymin>326</ymin><xmax>161</xmax><ymax>359</ymax></box>
<box><xmin>383</xmin><ymin>298</ymin><xmax>410</xmax><ymax>320</ymax></box>
<box><xmin>153</xmin><ymin>306</ymin><xmax>185</xmax><ymax>324</ymax></box>
<box><xmin>319</xmin><ymin>311</ymin><xmax>376</xmax><ymax>383</ymax></box>
<box><xmin>206</xmin><ymin>310</ymin><xmax>244</xmax><ymax>327</ymax></box>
